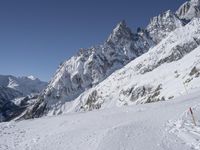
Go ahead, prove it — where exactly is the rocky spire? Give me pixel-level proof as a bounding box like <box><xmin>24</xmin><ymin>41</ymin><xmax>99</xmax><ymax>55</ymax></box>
<box><xmin>106</xmin><ymin>20</ymin><xmax>133</xmax><ymax>44</ymax></box>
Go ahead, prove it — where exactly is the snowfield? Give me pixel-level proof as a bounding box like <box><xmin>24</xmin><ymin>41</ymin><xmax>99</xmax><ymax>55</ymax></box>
<box><xmin>0</xmin><ymin>89</ymin><xmax>200</xmax><ymax>150</ymax></box>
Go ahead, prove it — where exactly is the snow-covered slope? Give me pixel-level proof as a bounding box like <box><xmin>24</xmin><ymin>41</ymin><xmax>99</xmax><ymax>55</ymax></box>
<box><xmin>1</xmin><ymin>89</ymin><xmax>200</xmax><ymax>150</ymax></box>
<box><xmin>176</xmin><ymin>0</ymin><xmax>200</xmax><ymax>21</ymax></box>
<box><xmin>168</xmin><ymin>103</ymin><xmax>200</xmax><ymax>149</ymax></box>
<box><xmin>0</xmin><ymin>75</ymin><xmax>47</xmax><ymax>96</ymax></box>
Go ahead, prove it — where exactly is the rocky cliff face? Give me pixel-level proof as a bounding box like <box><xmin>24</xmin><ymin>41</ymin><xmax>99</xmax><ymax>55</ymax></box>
<box><xmin>146</xmin><ymin>10</ymin><xmax>184</xmax><ymax>43</ymax></box>
<box><xmin>0</xmin><ymin>86</ymin><xmax>22</xmax><ymax>122</ymax></box>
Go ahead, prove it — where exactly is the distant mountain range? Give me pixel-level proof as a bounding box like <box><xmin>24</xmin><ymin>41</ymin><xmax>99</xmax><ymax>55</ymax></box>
<box><xmin>0</xmin><ymin>75</ymin><xmax>47</xmax><ymax>95</ymax></box>
<box><xmin>0</xmin><ymin>75</ymin><xmax>47</xmax><ymax>121</ymax></box>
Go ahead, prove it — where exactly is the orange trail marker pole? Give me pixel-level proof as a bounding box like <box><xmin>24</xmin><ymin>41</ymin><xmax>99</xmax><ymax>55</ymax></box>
<box><xmin>189</xmin><ymin>107</ymin><xmax>197</xmax><ymax>126</ymax></box>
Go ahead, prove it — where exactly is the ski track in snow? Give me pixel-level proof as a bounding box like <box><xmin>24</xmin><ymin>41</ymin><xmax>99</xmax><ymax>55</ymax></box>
<box><xmin>0</xmin><ymin>89</ymin><xmax>200</xmax><ymax>150</ymax></box>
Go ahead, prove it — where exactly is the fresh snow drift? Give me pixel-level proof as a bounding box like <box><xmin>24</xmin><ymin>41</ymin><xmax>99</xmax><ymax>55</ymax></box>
<box><xmin>0</xmin><ymin>89</ymin><xmax>200</xmax><ymax>150</ymax></box>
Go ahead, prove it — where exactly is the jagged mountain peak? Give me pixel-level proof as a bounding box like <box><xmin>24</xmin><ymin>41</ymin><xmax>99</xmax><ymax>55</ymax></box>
<box><xmin>23</xmin><ymin>18</ymin><xmax>155</xmax><ymax>117</ymax></box>
<box><xmin>115</xmin><ymin>20</ymin><xmax>127</xmax><ymax>29</ymax></box>
<box><xmin>176</xmin><ymin>0</ymin><xmax>200</xmax><ymax>20</ymax></box>
<box><xmin>106</xmin><ymin>20</ymin><xmax>133</xmax><ymax>44</ymax></box>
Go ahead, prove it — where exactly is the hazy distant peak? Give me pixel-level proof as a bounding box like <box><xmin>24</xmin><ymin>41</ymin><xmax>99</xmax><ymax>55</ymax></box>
<box><xmin>27</xmin><ymin>75</ymin><xmax>37</xmax><ymax>80</ymax></box>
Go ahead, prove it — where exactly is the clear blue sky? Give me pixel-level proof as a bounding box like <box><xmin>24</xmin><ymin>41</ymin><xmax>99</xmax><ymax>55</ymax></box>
<box><xmin>0</xmin><ymin>0</ymin><xmax>186</xmax><ymax>81</ymax></box>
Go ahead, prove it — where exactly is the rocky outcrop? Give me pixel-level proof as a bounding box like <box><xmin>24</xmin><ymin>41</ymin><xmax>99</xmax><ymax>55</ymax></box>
<box><xmin>176</xmin><ymin>0</ymin><xmax>200</xmax><ymax>21</ymax></box>
<box><xmin>146</xmin><ymin>10</ymin><xmax>183</xmax><ymax>43</ymax></box>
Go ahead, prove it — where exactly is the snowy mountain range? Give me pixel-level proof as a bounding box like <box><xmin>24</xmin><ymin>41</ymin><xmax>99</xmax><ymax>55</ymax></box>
<box><xmin>0</xmin><ymin>75</ymin><xmax>47</xmax><ymax>121</ymax></box>
<box><xmin>17</xmin><ymin>0</ymin><xmax>200</xmax><ymax>119</ymax></box>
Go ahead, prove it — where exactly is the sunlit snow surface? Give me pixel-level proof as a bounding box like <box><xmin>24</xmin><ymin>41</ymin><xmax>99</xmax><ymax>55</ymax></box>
<box><xmin>168</xmin><ymin>102</ymin><xmax>200</xmax><ymax>149</ymax></box>
<box><xmin>0</xmin><ymin>89</ymin><xmax>200</xmax><ymax>150</ymax></box>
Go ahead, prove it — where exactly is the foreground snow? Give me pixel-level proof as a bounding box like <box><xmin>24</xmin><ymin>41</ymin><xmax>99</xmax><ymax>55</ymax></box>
<box><xmin>168</xmin><ymin>102</ymin><xmax>200</xmax><ymax>149</ymax></box>
<box><xmin>0</xmin><ymin>89</ymin><xmax>200</xmax><ymax>150</ymax></box>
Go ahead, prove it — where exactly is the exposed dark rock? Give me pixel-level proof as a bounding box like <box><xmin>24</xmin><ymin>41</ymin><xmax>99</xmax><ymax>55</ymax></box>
<box><xmin>189</xmin><ymin>66</ymin><xmax>199</xmax><ymax>76</ymax></box>
<box><xmin>145</xmin><ymin>85</ymin><xmax>163</xmax><ymax>103</ymax></box>
<box><xmin>85</xmin><ymin>90</ymin><xmax>102</xmax><ymax>111</ymax></box>
<box><xmin>184</xmin><ymin>78</ymin><xmax>193</xmax><ymax>84</ymax></box>
<box><xmin>168</xmin><ymin>96</ymin><xmax>174</xmax><ymax>100</ymax></box>
<box><xmin>130</xmin><ymin>86</ymin><xmax>152</xmax><ymax>102</ymax></box>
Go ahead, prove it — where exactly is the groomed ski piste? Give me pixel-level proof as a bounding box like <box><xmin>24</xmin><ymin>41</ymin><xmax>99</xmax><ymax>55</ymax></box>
<box><xmin>0</xmin><ymin>88</ymin><xmax>200</xmax><ymax>150</ymax></box>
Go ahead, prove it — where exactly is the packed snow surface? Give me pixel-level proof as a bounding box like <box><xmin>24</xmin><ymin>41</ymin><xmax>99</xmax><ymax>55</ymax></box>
<box><xmin>0</xmin><ymin>89</ymin><xmax>200</xmax><ymax>150</ymax></box>
<box><xmin>168</xmin><ymin>101</ymin><xmax>200</xmax><ymax>149</ymax></box>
